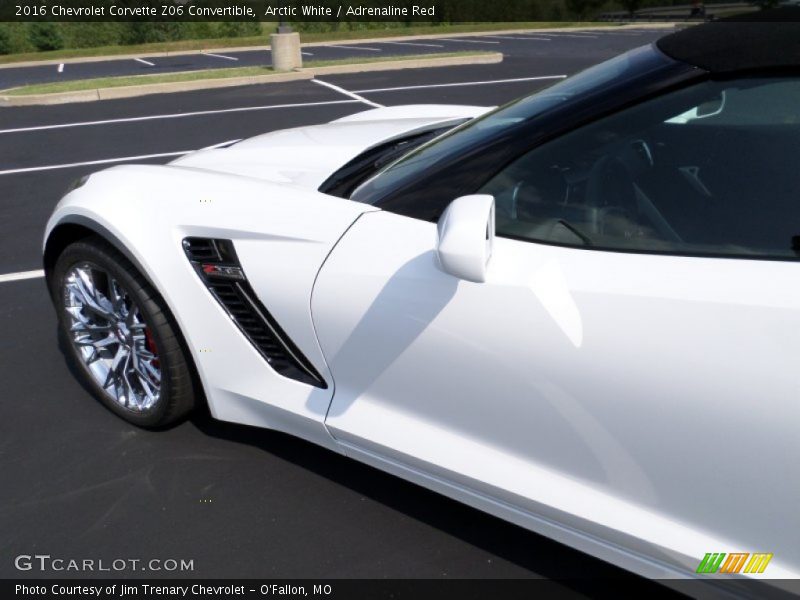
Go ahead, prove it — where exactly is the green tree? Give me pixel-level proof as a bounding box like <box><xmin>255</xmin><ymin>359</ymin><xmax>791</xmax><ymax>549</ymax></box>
<box><xmin>565</xmin><ymin>0</ymin><xmax>605</xmax><ymax>18</ymax></box>
<box><xmin>620</xmin><ymin>0</ymin><xmax>643</xmax><ymax>16</ymax></box>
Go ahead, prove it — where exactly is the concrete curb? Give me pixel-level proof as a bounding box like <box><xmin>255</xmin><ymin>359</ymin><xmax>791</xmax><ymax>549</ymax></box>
<box><xmin>310</xmin><ymin>51</ymin><xmax>501</xmax><ymax>76</ymax></box>
<box><xmin>0</xmin><ymin>24</ymin><xmax>675</xmax><ymax>70</ymax></box>
<box><xmin>0</xmin><ymin>52</ymin><xmax>502</xmax><ymax>107</ymax></box>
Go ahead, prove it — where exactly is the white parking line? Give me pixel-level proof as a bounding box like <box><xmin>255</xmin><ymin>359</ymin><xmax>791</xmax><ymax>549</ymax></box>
<box><xmin>203</xmin><ymin>138</ymin><xmax>242</xmax><ymax>149</ymax></box>
<box><xmin>134</xmin><ymin>57</ymin><xmax>156</xmax><ymax>66</ymax></box>
<box><xmin>501</xmin><ymin>35</ymin><xmax>553</xmax><ymax>41</ymax></box>
<box><xmin>311</xmin><ymin>78</ymin><xmax>383</xmax><ymax>109</ymax></box>
<box><xmin>57</xmin><ymin>63</ymin><xmax>64</xmax><ymax>73</ymax></box>
<box><xmin>481</xmin><ymin>35</ymin><xmax>551</xmax><ymax>41</ymax></box>
<box><xmin>0</xmin><ymin>151</ymin><xmax>190</xmax><ymax>177</ymax></box>
<box><xmin>353</xmin><ymin>74</ymin><xmax>567</xmax><ymax>94</ymax></box>
<box><xmin>589</xmin><ymin>29</ymin><xmax>645</xmax><ymax>34</ymax></box>
<box><xmin>0</xmin><ymin>270</ymin><xmax>44</xmax><ymax>284</ymax></box>
<box><xmin>438</xmin><ymin>38</ymin><xmax>500</xmax><ymax>45</ymax></box>
<box><xmin>327</xmin><ymin>45</ymin><xmax>382</xmax><ymax>52</ymax></box>
<box><xmin>203</xmin><ymin>52</ymin><xmax>239</xmax><ymax>61</ymax></box>
<box><xmin>302</xmin><ymin>51</ymin><xmax>314</xmax><ymax>56</ymax></box>
<box><xmin>377</xmin><ymin>40</ymin><xmax>445</xmax><ymax>48</ymax></box>
<box><xmin>0</xmin><ymin>73</ymin><xmax>570</xmax><ymax>137</ymax></box>
<box><xmin>0</xmin><ymin>99</ymin><xmax>360</xmax><ymax>135</ymax></box>
<box><xmin>545</xmin><ymin>33</ymin><xmax>598</xmax><ymax>38</ymax></box>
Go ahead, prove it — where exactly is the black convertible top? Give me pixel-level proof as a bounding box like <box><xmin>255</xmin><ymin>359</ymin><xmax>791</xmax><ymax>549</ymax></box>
<box><xmin>656</xmin><ymin>8</ymin><xmax>800</xmax><ymax>74</ymax></box>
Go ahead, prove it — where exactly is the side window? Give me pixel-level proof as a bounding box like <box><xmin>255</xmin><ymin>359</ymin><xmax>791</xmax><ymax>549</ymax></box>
<box><xmin>481</xmin><ymin>77</ymin><xmax>800</xmax><ymax>259</ymax></box>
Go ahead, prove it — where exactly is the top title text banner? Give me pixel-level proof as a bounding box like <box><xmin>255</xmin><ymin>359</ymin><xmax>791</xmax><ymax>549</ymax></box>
<box><xmin>1</xmin><ymin>0</ymin><xmax>574</xmax><ymax>22</ymax></box>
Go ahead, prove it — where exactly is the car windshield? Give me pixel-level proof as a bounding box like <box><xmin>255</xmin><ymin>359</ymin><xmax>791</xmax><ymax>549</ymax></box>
<box><xmin>350</xmin><ymin>44</ymin><xmax>670</xmax><ymax>204</ymax></box>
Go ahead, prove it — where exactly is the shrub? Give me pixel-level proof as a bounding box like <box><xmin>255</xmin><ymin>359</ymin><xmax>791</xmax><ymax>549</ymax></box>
<box><xmin>183</xmin><ymin>22</ymin><xmax>216</xmax><ymax>40</ymax></box>
<box><xmin>1</xmin><ymin>23</ymin><xmax>33</xmax><ymax>53</ymax></box>
<box><xmin>120</xmin><ymin>22</ymin><xmax>188</xmax><ymax>45</ymax></box>
<box><xmin>291</xmin><ymin>22</ymin><xmax>341</xmax><ymax>33</ymax></box>
<box><xmin>0</xmin><ymin>26</ymin><xmax>11</xmax><ymax>55</ymax></box>
<box><xmin>215</xmin><ymin>22</ymin><xmax>262</xmax><ymax>38</ymax></box>
<box><xmin>28</xmin><ymin>22</ymin><xmax>64</xmax><ymax>51</ymax></box>
<box><xmin>62</xmin><ymin>23</ymin><xmax>125</xmax><ymax>48</ymax></box>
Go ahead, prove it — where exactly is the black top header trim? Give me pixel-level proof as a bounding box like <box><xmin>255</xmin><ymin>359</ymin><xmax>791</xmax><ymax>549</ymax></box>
<box><xmin>657</xmin><ymin>9</ymin><xmax>800</xmax><ymax>74</ymax></box>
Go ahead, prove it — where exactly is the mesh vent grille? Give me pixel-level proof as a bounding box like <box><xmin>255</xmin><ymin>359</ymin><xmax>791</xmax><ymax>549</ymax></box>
<box><xmin>183</xmin><ymin>237</ymin><xmax>326</xmax><ymax>388</ymax></box>
<box><xmin>183</xmin><ymin>237</ymin><xmax>219</xmax><ymax>262</ymax></box>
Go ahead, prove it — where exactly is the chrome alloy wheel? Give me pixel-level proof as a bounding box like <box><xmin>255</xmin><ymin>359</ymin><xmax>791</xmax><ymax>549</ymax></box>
<box><xmin>63</xmin><ymin>262</ymin><xmax>161</xmax><ymax>412</ymax></box>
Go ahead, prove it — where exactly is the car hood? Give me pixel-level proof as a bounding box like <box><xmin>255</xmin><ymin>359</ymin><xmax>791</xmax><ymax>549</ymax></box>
<box><xmin>169</xmin><ymin>104</ymin><xmax>492</xmax><ymax>189</ymax></box>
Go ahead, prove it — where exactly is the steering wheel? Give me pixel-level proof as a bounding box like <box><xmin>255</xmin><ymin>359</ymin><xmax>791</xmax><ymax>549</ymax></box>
<box><xmin>509</xmin><ymin>180</ymin><xmax>522</xmax><ymax>219</ymax></box>
<box><xmin>508</xmin><ymin>180</ymin><xmax>543</xmax><ymax>220</ymax></box>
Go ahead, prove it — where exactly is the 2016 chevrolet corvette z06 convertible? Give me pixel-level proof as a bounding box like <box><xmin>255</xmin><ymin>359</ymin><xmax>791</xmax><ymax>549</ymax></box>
<box><xmin>43</xmin><ymin>21</ymin><xmax>800</xmax><ymax>584</ymax></box>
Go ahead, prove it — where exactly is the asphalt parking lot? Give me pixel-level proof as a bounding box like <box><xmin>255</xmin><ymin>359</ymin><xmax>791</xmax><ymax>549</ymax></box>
<box><xmin>1</xmin><ymin>29</ymin><xmax>673</xmax><ymax>586</ymax></box>
<box><xmin>0</xmin><ymin>26</ymin><xmax>665</xmax><ymax>88</ymax></box>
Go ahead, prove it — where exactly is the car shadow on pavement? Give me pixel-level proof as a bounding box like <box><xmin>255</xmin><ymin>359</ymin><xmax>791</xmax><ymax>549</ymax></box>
<box><xmin>52</xmin><ymin>319</ymin><xmax>670</xmax><ymax>594</ymax></box>
<box><xmin>189</xmin><ymin>407</ymin><xmax>670</xmax><ymax>596</ymax></box>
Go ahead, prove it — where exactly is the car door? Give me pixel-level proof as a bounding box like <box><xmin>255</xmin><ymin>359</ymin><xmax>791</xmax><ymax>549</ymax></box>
<box><xmin>311</xmin><ymin>76</ymin><xmax>800</xmax><ymax>576</ymax></box>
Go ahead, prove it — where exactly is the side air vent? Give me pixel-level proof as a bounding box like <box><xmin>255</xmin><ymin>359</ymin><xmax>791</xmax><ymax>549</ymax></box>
<box><xmin>183</xmin><ymin>237</ymin><xmax>232</xmax><ymax>262</ymax></box>
<box><xmin>182</xmin><ymin>237</ymin><xmax>327</xmax><ymax>389</ymax></box>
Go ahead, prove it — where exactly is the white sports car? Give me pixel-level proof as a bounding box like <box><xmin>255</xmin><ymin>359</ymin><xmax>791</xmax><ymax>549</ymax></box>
<box><xmin>43</xmin><ymin>21</ymin><xmax>800</xmax><ymax>586</ymax></box>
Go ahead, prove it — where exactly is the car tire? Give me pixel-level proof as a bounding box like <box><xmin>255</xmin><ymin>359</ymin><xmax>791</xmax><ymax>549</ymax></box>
<box><xmin>51</xmin><ymin>236</ymin><xmax>196</xmax><ymax>428</ymax></box>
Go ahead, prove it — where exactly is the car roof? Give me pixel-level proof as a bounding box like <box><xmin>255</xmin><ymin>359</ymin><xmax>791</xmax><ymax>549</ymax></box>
<box><xmin>656</xmin><ymin>7</ymin><xmax>800</xmax><ymax>74</ymax></box>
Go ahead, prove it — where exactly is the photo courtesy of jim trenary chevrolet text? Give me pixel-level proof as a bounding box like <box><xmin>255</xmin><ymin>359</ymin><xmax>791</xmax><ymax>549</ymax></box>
<box><xmin>1</xmin><ymin>0</ymin><xmax>800</xmax><ymax>599</ymax></box>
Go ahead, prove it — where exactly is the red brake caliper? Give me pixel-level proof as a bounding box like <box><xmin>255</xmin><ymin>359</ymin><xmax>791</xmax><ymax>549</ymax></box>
<box><xmin>144</xmin><ymin>328</ymin><xmax>160</xmax><ymax>369</ymax></box>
